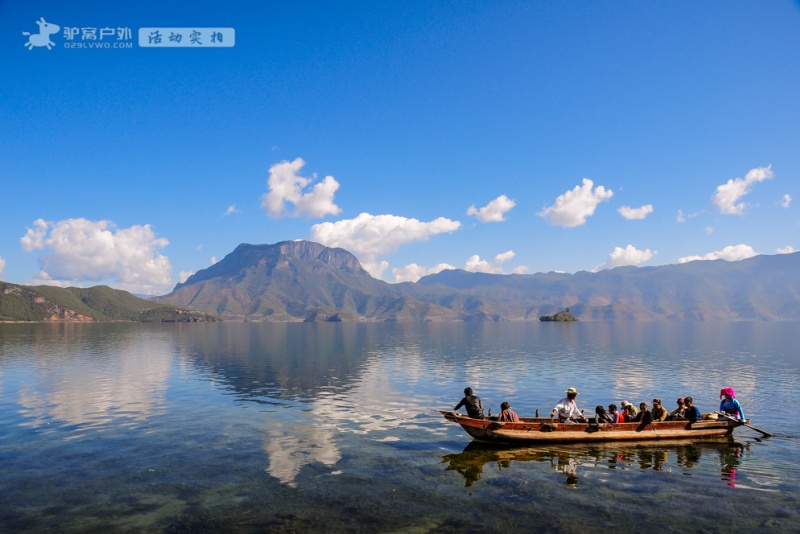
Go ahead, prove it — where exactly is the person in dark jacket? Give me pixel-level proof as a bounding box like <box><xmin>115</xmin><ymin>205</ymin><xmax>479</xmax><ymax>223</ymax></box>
<box><xmin>684</xmin><ymin>396</ymin><xmax>702</xmax><ymax>422</ymax></box>
<box><xmin>454</xmin><ymin>387</ymin><xmax>484</xmax><ymax>418</ymax></box>
<box><xmin>595</xmin><ymin>405</ymin><xmax>614</xmax><ymax>424</ymax></box>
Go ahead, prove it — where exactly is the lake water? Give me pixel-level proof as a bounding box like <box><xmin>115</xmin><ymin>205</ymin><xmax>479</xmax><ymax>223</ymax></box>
<box><xmin>1</xmin><ymin>321</ymin><xmax>798</xmax><ymax>533</ymax></box>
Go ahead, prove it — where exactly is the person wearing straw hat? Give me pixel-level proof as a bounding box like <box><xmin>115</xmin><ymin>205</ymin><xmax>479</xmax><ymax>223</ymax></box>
<box><xmin>551</xmin><ymin>387</ymin><xmax>587</xmax><ymax>424</ymax></box>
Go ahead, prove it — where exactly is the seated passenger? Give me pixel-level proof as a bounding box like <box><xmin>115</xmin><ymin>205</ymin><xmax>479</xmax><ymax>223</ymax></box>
<box><xmin>454</xmin><ymin>387</ymin><xmax>484</xmax><ymax>419</ymax></box>
<box><xmin>498</xmin><ymin>401</ymin><xmax>520</xmax><ymax>422</ymax></box>
<box><xmin>651</xmin><ymin>398</ymin><xmax>669</xmax><ymax>421</ymax></box>
<box><xmin>668</xmin><ymin>398</ymin><xmax>686</xmax><ymax>420</ymax></box>
<box><xmin>718</xmin><ymin>387</ymin><xmax>745</xmax><ymax>421</ymax></box>
<box><xmin>608</xmin><ymin>404</ymin><xmax>625</xmax><ymax>423</ymax></box>
<box><xmin>633</xmin><ymin>401</ymin><xmax>653</xmax><ymax>424</ymax></box>
<box><xmin>595</xmin><ymin>405</ymin><xmax>614</xmax><ymax>424</ymax></box>
<box><xmin>621</xmin><ymin>400</ymin><xmax>639</xmax><ymax>419</ymax></box>
<box><xmin>683</xmin><ymin>396</ymin><xmax>702</xmax><ymax>422</ymax></box>
<box><xmin>550</xmin><ymin>387</ymin><xmax>587</xmax><ymax>423</ymax></box>
<box><xmin>623</xmin><ymin>403</ymin><xmax>637</xmax><ymax>421</ymax></box>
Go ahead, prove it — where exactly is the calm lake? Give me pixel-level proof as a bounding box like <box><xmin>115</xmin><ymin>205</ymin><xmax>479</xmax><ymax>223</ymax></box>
<box><xmin>1</xmin><ymin>322</ymin><xmax>798</xmax><ymax>533</ymax></box>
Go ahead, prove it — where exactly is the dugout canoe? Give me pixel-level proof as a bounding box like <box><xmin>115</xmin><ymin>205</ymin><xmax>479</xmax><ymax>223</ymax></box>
<box><xmin>440</xmin><ymin>410</ymin><xmax>745</xmax><ymax>444</ymax></box>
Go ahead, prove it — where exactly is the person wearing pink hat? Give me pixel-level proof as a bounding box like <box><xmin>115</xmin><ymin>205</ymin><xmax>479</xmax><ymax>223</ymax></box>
<box><xmin>719</xmin><ymin>387</ymin><xmax>745</xmax><ymax>420</ymax></box>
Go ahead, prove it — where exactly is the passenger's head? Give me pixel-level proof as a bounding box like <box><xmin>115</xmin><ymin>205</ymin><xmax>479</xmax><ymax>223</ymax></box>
<box><xmin>639</xmin><ymin>401</ymin><xmax>648</xmax><ymax>411</ymax></box>
<box><xmin>595</xmin><ymin>405</ymin><xmax>606</xmax><ymax>414</ymax></box>
<box><xmin>676</xmin><ymin>398</ymin><xmax>685</xmax><ymax>406</ymax></box>
<box><xmin>684</xmin><ymin>396</ymin><xmax>693</xmax><ymax>405</ymax></box>
<box><xmin>501</xmin><ymin>401</ymin><xmax>510</xmax><ymax>411</ymax></box>
<box><xmin>565</xmin><ymin>387</ymin><xmax>578</xmax><ymax>399</ymax></box>
<box><xmin>464</xmin><ymin>387</ymin><xmax>473</xmax><ymax>396</ymax></box>
<box><xmin>608</xmin><ymin>404</ymin><xmax>618</xmax><ymax>412</ymax></box>
<box><xmin>652</xmin><ymin>398</ymin><xmax>661</xmax><ymax>407</ymax></box>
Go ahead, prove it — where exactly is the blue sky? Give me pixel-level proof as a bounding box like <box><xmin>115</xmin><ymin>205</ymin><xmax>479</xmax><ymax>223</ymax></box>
<box><xmin>2</xmin><ymin>1</ymin><xmax>799</xmax><ymax>295</ymax></box>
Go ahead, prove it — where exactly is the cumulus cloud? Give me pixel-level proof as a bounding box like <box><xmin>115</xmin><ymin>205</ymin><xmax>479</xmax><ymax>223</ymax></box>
<box><xmin>178</xmin><ymin>271</ymin><xmax>194</xmax><ymax>283</ymax></box>
<box><xmin>261</xmin><ymin>158</ymin><xmax>342</xmax><ymax>218</ymax></box>
<box><xmin>310</xmin><ymin>213</ymin><xmax>461</xmax><ymax>260</ymax></box>
<box><xmin>777</xmin><ymin>246</ymin><xmax>796</xmax><ymax>254</ymax></box>
<box><xmin>467</xmin><ymin>195</ymin><xmax>515</xmax><ymax>222</ymax></box>
<box><xmin>20</xmin><ymin>218</ymin><xmax>172</xmax><ymax>295</ymax></box>
<box><xmin>618</xmin><ymin>204</ymin><xmax>653</xmax><ymax>220</ymax></box>
<box><xmin>392</xmin><ymin>262</ymin><xmax>456</xmax><ymax>283</ymax></box>
<box><xmin>20</xmin><ymin>218</ymin><xmax>49</xmax><ymax>252</ymax></box>
<box><xmin>465</xmin><ymin>250</ymin><xmax>519</xmax><ymax>274</ymax></box>
<box><xmin>596</xmin><ymin>244</ymin><xmax>657</xmax><ymax>271</ymax></box>
<box><xmin>678</xmin><ymin>244</ymin><xmax>757</xmax><ymax>264</ymax></box>
<box><xmin>224</xmin><ymin>204</ymin><xmax>240</xmax><ymax>216</ymax></box>
<box><xmin>362</xmin><ymin>260</ymin><xmax>389</xmax><ymax>280</ymax></box>
<box><xmin>781</xmin><ymin>194</ymin><xmax>792</xmax><ymax>208</ymax></box>
<box><xmin>539</xmin><ymin>178</ymin><xmax>613</xmax><ymax>227</ymax></box>
<box><xmin>0</xmin><ymin>256</ymin><xmax>5</xmax><ymax>278</ymax></box>
<box><xmin>712</xmin><ymin>165</ymin><xmax>773</xmax><ymax>215</ymax></box>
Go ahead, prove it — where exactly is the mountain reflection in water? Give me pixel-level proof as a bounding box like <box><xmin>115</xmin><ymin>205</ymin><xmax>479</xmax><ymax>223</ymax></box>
<box><xmin>442</xmin><ymin>439</ymin><xmax>749</xmax><ymax>488</ymax></box>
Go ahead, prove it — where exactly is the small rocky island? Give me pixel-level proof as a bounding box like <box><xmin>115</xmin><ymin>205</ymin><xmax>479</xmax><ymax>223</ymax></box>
<box><xmin>539</xmin><ymin>308</ymin><xmax>578</xmax><ymax>322</ymax></box>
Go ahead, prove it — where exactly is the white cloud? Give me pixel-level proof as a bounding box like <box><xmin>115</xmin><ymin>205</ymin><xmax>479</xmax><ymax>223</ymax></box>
<box><xmin>465</xmin><ymin>250</ymin><xmax>518</xmax><ymax>274</ymax></box>
<box><xmin>618</xmin><ymin>204</ymin><xmax>653</xmax><ymax>220</ymax></box>
<box><xmin>21</xmin><ymin>218</ymin><xmax>172</xmax><ymax>295</ymax></box>
<box><xmin>362</xmin><ymin>260</ymin><xmax>389</xmax><ymax>280</ymax></box>
<box><xmin>392</xmin><ymin>250</ymin><xmax>526</xmax><ymax>282</ymax></box>
<box><xmin>706</xmin><ymin>226</ymin><xmax>714</xmax><ymax>235</ymax></box>
<box><xmin>676</xmin><ymin>209</ymin><xmax>701</xmax><ymax>223</ymax></box>
<box><xmin>224</xmin><ymin>204</ymin><xmax>240</xmax><ymax>216</ymax></box>
<box><xmin>20</xmin><ymin>218</ymin><xmax>48</xmax><ymax>251</ymax></box>
<box><xmin>712</xmin><ymin>165</ymin><xmax>773</xmax><ymax>215</ymax></box>
<box><xmin>260</xmin><ymin>158</ymin><xmax>342</xmax><ymax>218</ymax></box>
<box><xmin>467</xmin><ymin>194</ymin><xmax>516</xmax><ymax>222</ymax></box>
<box><xmin>781</xmin><ymin>194</ymin><xmax>792</xmax><ymax>208</ymax></box>
<box><xmin>210</xmin><ymin>256</ymin><xmax>217</xmax><ymax>265</ymax></box>
<box><xmin>777</xmin><ymin>246</ymin><xmax>796</xmax><ymax>254</ymax></box>
<box><xmin>0</xmin><ymin>256</ymin><xmax>5</xmax><ymax>278</ymax></box>
<box><xmin>310</xmin><ymin>213</ymin><xmax>461</xmax><ymax>260</ymax></box>
<box><xmin>678</xmin><ymin>244</ymin><xmax>757</xmax><ymax>264</ymax></box>
<box><xmin>178</xmin><ymin>271</ymin><xmax>194</xmax><ymax>283</ymax></box>
<box><xmin>539</xmin><ymin>178</ymin><xmax>613</xmax><ymax>227</ymax></box>
<box><xmin>392</xmin><ymin>262</ymin><xmax>456</xmax><ymax>283</ymax></box>
<box><xmin>596</xmin><ymin>244</ymin><xmax>657</xmax><ymax>270</ymax></box>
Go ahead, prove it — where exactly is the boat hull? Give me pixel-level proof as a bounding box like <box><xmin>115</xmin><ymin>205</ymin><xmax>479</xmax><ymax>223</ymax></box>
<box><xmin>441</xmin><ymin>411</ymin><xmax>742</xmax><ymax>444</ymax></box>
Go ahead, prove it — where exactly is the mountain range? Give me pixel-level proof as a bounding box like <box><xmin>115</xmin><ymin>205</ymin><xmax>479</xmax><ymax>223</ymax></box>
<box><xmin>154</xmin><ymin>240</ymin><xmax>800</xmax><ymax>321</ymax></box>
<box><xmin>0</xmin><ymin>282</ymin><xmax>217</xmax><ymax>323</ymax></box>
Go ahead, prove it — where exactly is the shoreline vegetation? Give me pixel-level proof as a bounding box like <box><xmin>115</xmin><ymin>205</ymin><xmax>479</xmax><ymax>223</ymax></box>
<box><xmin>0</xmin><ymin>282</ymin><xmax>218</xmax><ymax>323</ymax></box>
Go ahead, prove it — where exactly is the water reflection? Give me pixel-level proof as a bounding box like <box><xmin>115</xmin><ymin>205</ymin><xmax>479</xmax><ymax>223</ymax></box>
<box><xmin>442</xmin><ymin>439</ymin><xmax>750</xmax><ymax>488</ymax></box>
<box><xmin>2</xmin><ymin>324</ymin><xmax>173</xmax><ymax>432</ymax></box>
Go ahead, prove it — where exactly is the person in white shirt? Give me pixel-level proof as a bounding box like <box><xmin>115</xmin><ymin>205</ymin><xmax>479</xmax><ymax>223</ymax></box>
<box><xmin>550</xmin><ymin>387</ymin><xmax>587</xmax><ymax>423</ymax></box>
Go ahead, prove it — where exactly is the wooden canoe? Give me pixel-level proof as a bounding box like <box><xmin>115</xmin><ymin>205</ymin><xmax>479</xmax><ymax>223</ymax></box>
<box><xmin>441</xmin><ymin>410</ymin><xmax>744</xmax><ymax>444</ymax></box>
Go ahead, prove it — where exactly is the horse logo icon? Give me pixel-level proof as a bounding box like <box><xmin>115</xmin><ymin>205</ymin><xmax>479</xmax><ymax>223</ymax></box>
<box><xmin>22</xmin><ymin>17</ymin><xmax>61</xmax><ymax>50</ymax></box>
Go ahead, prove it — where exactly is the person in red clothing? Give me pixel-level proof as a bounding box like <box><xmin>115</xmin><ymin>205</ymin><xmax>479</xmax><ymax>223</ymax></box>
<box><xmin>497</xmin><ymin>401</ymin><xmax>520</xmax><ymax>422</ymax></box>
<box><xmin>608</xmin><ymin>403</ymin><xmax>625</xmax><ymax>423</ymax></box>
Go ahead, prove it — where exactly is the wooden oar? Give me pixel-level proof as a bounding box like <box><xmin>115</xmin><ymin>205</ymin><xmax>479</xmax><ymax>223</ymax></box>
<box><xmin>715</xmin><ymin>411</ymin><xmax>773</xmax><ymax>438</ymax></box>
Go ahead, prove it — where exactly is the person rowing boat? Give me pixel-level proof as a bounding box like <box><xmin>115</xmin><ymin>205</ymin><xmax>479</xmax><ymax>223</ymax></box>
<box><xmin>550</xmin><ymin>387</ymin><xmax>587</xmax><ymax>424</ymax></box>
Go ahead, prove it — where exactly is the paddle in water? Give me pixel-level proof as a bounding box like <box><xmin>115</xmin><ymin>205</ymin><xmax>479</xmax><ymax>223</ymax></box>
<box><xmin>715</xmin><ymin>411</ymin><xmax>773</xmax><ymax>438</ymax></box>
